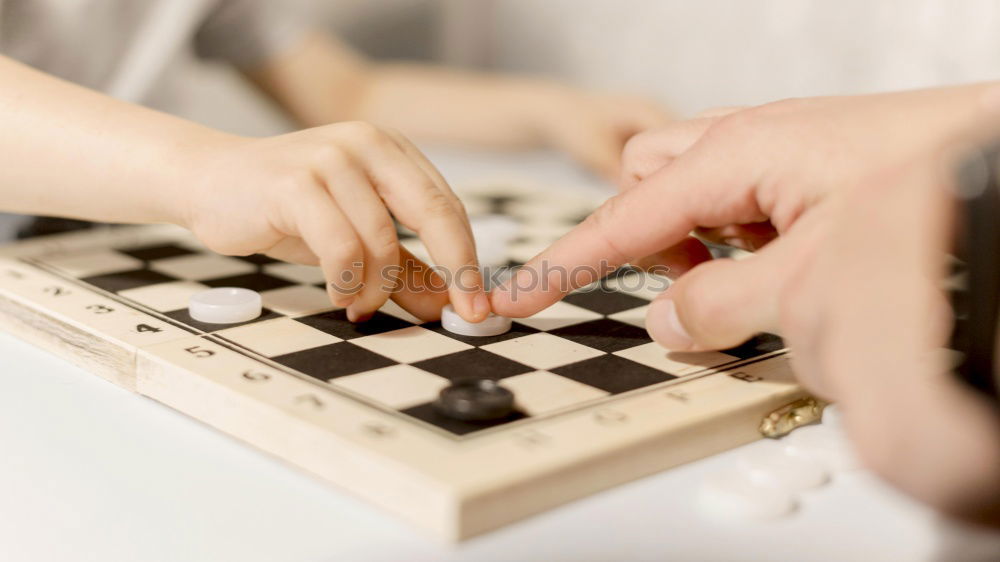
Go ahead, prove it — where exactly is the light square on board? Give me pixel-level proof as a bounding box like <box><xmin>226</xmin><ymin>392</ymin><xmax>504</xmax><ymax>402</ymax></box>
<box><xmin>331</xmin><ymin>365</ymin><xmax>449</xmax><ymax>409</ymax></box>
<box><xmin>44</xmin><ymin>249</ymin><xmax>143</xmax><ymax>278</ymax></box>
<box><xmin>264</xmin><ymin>262</ymin><xmax>326</xmax><ymax>285</ymax></box>
<box><xmin>377</xmin><ymin>299</ymin><xmax>422</xmax><ymax>324</ymax></box>
<box><xmin>351</xmin><ymin>325</ymin><xmax>472</xmax><ymax>364</ymax></box>
<box><xmin>499</xmin><ymin>371</ymin><xmax>608</xmax><ymax>415</ymax></box>
<box><xmin>481</xmin><ymin>332</ymin><xmax>603</xmax><ymax>371</ymax></box>
<box><xmin>614</xmin><ymin>342</ymin><xmax>738</xmax><ymax>376</ymax></box>
<box><xmin>119</xmin><ymin>280</ymin><xmax>208</xmax><ymax>312</ymax></box>
<box><xmin>150</xmin><ymin>253</ymin><xmax>255</xmax><ymax>281</ymax></box>
<box><xmin>607</xmin><ymin>305</ymin><xmax>649</xmax><ymax>329</ymax></box>
<box><xmin>602</xmin><ymin>271</ymin><xmax>670</xmax><ymax>301</ymax></box>
<box><xmin>260</xmin><ymin>284</ymin><xmax>335</xmax><ymax>316</ymax></box>
<box><xmin>514</xmin><ymin>300</ymin><xmax>602</xmax><ymax>331</ymax></box>
<box><xmin>214</xmin><ymin>317</ymin><xmax>342</xmax><ymax>357</ymax></box>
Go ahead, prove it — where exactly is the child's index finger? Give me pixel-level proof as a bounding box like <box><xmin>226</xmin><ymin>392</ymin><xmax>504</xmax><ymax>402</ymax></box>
<box><xmin>489</xmin><ymin>167</ymin><xmax>702</xmax><ymax>317</ymax></box>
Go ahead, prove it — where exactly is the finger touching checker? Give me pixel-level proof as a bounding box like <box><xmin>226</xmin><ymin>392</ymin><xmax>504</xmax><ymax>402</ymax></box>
<box><xmin>441</xmin><ymin>303</ymin><xmax>512</xmax><ymax>337</ymax></box>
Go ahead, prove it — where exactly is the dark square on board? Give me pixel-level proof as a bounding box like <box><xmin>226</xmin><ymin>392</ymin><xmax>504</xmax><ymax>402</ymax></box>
<box><xmin>202</xmin><ymin>272</ymin><xmax>295</xmax><ymax>292</ymax></box>
<box><xmin>412</xmin><ymin>348</ymin><xmax>534</xmax><ymax>381</ymax></box>
<box><xmin>563</xmin><ymin>289</ymin><xmax>649</xmax><ymax>316</ymax></box>
<box><xmin>164</xmin><ymin>307</ymin><xmax>281</xmax><ymax>333</ymax></box>
<box><xmin>721</xmin><ymin>332</ymin><xmax>785</xmax><ymax>360</ymax></box>
<box><xmin>272</xmin><ymin>341</ymin><xmax>396</xmax><ymax>380</ymax></box>
<box><xmin>401</xmin><ymin>401</ymin><xmax>526</xmax><ymax>436</ymax></box>
<box><xmin>295</xmin><ymin>309</ymin><xmax>412</xmax><ymax>340</ymax></box>
<box><xmin>234</xmin><ymin>254</ymin><xmax>279</xmax><ymax>266</ymax></box>
<box><xmin>548</xmin><ymin>318</ymin><xmax>652</xmax><ymax>353</ymax></box>
<box><xmin>424</xmin><ymin>320</ymin><xmax>540</xmax><ymax>346</ymax></box>
<box><xmin>119</xmin><ymin>243</ymin><xmax>197</xmax><ymax>261</ymax></box>
<box><xmin>551</xmin><ymin>354</ymin><xmax>677</xmax><ymax>394</ymax></box>
<box><xmin>81</xmin><ymin>268</ymin><xmax>178</xmax><ymax>293</ymax></box>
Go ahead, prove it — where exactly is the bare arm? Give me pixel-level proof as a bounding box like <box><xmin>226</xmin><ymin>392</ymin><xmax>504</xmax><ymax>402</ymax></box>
<box><xmin>0</xmin><ymin>55</ymin><xmax>225</xmax><ymax>225</ymax></box>
<box><xmin>244</xmin><ymin>32</ymin><xmax>672</xmax><ymax>177</ymax></box>
<box><xmin>0</xmin><ymin>54</ymin><xmax>488</xmax><ymax>323</ymax></box>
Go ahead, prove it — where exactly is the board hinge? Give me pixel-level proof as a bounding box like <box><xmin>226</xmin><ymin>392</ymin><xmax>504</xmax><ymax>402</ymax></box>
<box><xmin>759</xmin><ymin>397</ymin><xmax>825</xmax><ymax>438</ymax></box>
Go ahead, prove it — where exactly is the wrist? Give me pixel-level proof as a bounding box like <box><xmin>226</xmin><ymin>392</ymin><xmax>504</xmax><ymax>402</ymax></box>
<box><xmin>147</xmin><ymin>124</ymin><xmax>244</xmax><ymax>229</ymax></box>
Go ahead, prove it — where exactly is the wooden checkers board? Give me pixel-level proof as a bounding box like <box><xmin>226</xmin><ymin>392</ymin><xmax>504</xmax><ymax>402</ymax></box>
<box><xmin>0</xmin><ymin>183</ymin><xmax>808</xmax><ymax>541</ymax></box>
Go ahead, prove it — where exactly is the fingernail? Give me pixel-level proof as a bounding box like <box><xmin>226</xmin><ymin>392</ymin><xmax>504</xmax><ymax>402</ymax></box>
<box><xmin>647</xmin><ymin>298</ymin><xmax>695</xmax><ymax>350</ymax></box>
<box><xmin>346</xmin><ymin>306</ymin><xmax>372</xmax><ymax>323</ymax></box>
<box><xmin>473</xmin><ymin>291</ymin><xmax>490</xmax><ymax>320</ymax></box>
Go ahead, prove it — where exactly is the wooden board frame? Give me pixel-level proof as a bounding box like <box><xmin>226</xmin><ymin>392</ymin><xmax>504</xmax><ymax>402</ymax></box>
<box><xmin>0</xmin><ymin>225</ymin><xmax>810</xmax><ymax>541</ymax></box>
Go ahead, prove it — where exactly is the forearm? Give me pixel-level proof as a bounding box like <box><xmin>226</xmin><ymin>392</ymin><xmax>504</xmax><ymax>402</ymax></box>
<box><xmin>246</xmin><ymin>32</ymin><xmax>556</xmax><ymax>147</ymax></box>
<box><xmin>0</xmin><ymin>56</ymin><xmax>230</xmax><ymax>225</ymax></box>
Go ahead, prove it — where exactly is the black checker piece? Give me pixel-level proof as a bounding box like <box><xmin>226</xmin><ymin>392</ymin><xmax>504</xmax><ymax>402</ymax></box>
<box><xmin>433</xmin><ymin>378</ymin><xmax>515</xmax><ymax>421</ymax></box>
<box><xmin>552</xmin><ymin>355</ymin><xmax>677</xmax><ymax>394</ymax></box>
<box><xmin>722</xmin><ymin>333</ymin><xmax>785</xmax><ymax>360</ymax></box>
<box><xmin>412</xmin><ymin>348</ymin><xmax>534</xmax><ymax>382</ymax></box>
<box><xmin>549</xmin><ymin>318</ymin><xmax>652</xmax><ymax>353</ymax></box>
<box><xmin>563</xmin><ymin>289</ymin><xmax>649</xmax><ymax>315</ymax></box>
<box><xmin>295</xmin><ymin>309</ymin><xmax>411</xmax><ymax>340</ymax></box>
<box><xmin>119</xmin><ymin>243</ymin><xmax>197</xmax><ymax>261</ymax></box>
<box><xmin>272</xmin><ymin>341</ymin><xmax>396</xmax><ymax>380</ymax></box>
<box><xmin>164</xmin><ymin>307</ymin><xmax>281</xmax><ymax>333</ymax></box>
<box><xmin>81</xmin><ymin>268</ymin><xmax>177</xmax><ymax>293</ymax></box>
<box><xmin>425</xmin><ymin>320</ymin><xmax>539</xmax><ymax>346</ymax></box>
<box><xmin>202</xmin><ymin>272</ymin><xmax>295</xmax><ymax>292</ymax></box>
<box><xmin>402</xmin><ymin>401</ymin><xmax>526</xmax><ymax>436</ymax></box>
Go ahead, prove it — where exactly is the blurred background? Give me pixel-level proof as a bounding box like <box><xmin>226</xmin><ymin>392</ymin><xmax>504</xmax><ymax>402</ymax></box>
<box><xmin>151</xmin><ymin>0</ymin><xmax>1000</xmax><ymax>136</ymax></box>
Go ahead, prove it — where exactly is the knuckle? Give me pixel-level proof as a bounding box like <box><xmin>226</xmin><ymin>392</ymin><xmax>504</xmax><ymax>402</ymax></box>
<box><xmin>370</xmin><ymin>222</ymin><xmax>401</xmax><ymax>261</ymax></box>
<box><xmin>586</xmin><ymin>197</ymin><xmax>630</xmax><ymax>262</ymax></box>
<box><xmin>327</xmin><ymin>238</ymin><xmax>363</xmax><ymax>266</ymax></box>
<box><xmin>422</xmin><ymin>189</ymin><xmax>457</xmax><ymax>219</ymax></box>
<box><xmin>340</xmin><ymin>120</ymin><xmax>385</xmax><ymax>145</ymax></box>
<box><xmin>282</xmin><ymin>172</ymin><xmax>317</xmax><ymax>196</ymax></box>
<box><xmin>313</xmin><ymin>143</ymin><xmax>351</xmax><ymax>168</ymax></box>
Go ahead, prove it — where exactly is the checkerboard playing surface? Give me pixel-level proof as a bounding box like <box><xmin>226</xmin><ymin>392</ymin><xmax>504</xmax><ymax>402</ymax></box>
<box><xmin>37</xmin><ymin>216</ymin><xmax>783</xmax><ymax>438</ymax></box>
<box><xmin>0</xmin><ymin>181</ymin><xmax>806</xmax><ymax>541</ymax></box>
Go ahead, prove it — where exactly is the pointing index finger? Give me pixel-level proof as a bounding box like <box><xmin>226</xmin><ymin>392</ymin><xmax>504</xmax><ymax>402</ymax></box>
<box><xmin>490</xmin><ymin>149</ymin><xmax>759</xmax><ymax>317</ymax></box>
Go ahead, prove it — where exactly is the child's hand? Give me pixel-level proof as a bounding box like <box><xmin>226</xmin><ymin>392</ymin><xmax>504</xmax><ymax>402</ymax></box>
<box><xmin>181</xmin><ymin>122</ymin><xmax>488</xmax><ymax>324</ymax></box>
<box><xmin>529</xmin><ymin>86</ymin><xmax>673</xmax><ymax>179</ymax></box>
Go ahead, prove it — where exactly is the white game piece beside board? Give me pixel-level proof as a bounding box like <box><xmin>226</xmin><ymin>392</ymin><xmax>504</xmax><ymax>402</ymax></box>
<box><xmin>0</xmin><ymin>184</ymin><xmax>818</xmax><ymax>541</ymax></box>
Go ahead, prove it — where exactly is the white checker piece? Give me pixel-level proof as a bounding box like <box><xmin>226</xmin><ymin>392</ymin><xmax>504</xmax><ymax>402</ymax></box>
<box><xmin>614</xmin><ymin>343</ymin><xmax>738</xmax><ymax>376</ymax></box>
<box><xmin>150</xmin><ymin>253</ymin><xmax>255</xmax><ymax>281</ymax></box>
<box><xmin>500</xmin><ymin>371</ymin><xmax>609</xmax><ymax>415</ymax></box>
<box><xmin>331</xmin><ymin>365</ymin><xmax>450</xmax><ymax>409</ymax></box>
<box><xmin>260</xmin><ymin>285</ymin><xmax>336</xmax><ymax>316</ymax></box>
<box><xmin>119</xmin><ymin>280</ymin><xmax>208</xmax><ymax>312</ymax></box>
<box><xmin>215</xmin><ymin>318</ymin><xmax>342</xmax><ymax>357</ymax></box>
<box><xmin>351</xmin><ymin>325</ymin><xmax>473</xmax><ymax>364</ymax></box>
<box><xmin>45</xmin><ymin>248</ymin><xmax>143</xmax><ymax>277</ymax></box>
<box><xmin>481</xmin><ymin>332</ymin><xmax>604</xmax><ymax>371</ymax></box>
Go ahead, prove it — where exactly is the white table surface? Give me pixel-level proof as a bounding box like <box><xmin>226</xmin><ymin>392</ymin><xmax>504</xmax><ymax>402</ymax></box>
<box><xmin>2</xmin><ymin>149</ymin><xmax>999</xmax><ymax>562</ymax></box>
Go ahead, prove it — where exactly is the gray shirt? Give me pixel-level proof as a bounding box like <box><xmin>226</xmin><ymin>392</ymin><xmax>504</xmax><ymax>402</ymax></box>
<box><xmin>0</xmin><ymin>0</ymin><xmax>310</xmax><ymax>101</ymax></box>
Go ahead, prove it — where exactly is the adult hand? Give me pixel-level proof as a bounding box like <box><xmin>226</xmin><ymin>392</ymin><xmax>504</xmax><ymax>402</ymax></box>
<box><xmin>490</xmin><ymin>84</ymin><xmax>996</xmax><ymax>347</ymax></box>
